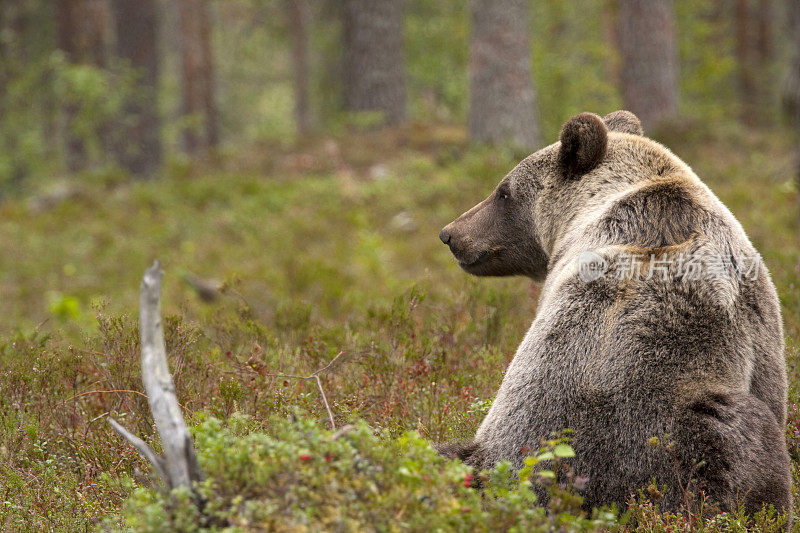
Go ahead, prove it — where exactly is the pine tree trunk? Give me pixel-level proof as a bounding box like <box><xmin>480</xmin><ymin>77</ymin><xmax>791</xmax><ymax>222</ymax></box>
<box><xmin>342</xmin><ymin>0</ymin><xmax>406</xmax><ymax>125</ymax></box>
<box><xmin>56</xmin><ymin>0</ymin><xmax>109</xmax><ymax>172</ymax></box>
<box><xmin>56</xmin><ymin>0</ymin><xmax>108</xmax><ymax>66</ymax></box>
<box><xmin>0</xmin><ymin>6</ymin><xmax>5</xmax><ymax>118</ymax></box>
<box><xmin>756</xmin><ymin>0</ymin><xmax>772</xmax><ymax>66</ymax></box>
<box><xmin>287</xmin><ymin>0</ymin><xmax>311</xmax><ymax>136</ymax></box>
<box><xmin>757</xmin><ymin>0</ymin><xmax>773</xmax><ymax>121</ymax></box>
<box><xmin>468</xmin><ymin>0</ymin><xmax>540</xmax><ymax>151</ymax></box>
<box><xmin>178</xmin><ymin>0</ymin><xmax>218</xmax><ymax>156</ymax></box>
<box><xmin>785</xmin><ymin>0</ymin><xmax>800</xmax><ymax>266</ymax></box>
<box><xmin>0</xmin><ymin>3</ymin><xmax>14</xmax><ymax>125</ymax></box>
<box><xmin>602</xmin><ymin>0</ymin><xmax>621</xmax><ymax>91</ymax></box>
<box><xmin>112</xmin><ymin>0</ymin><xmax>162</xmax><ymax>178</ymax></box>
<box><xmin>734</xmin><ymin>0</ymin><xmax>760</xmax><ymax>124</ymax></box>
<box><xmin>616</xmin><ymin>0</ymin><xmax>679</xmax><ymax>130</ymax></box>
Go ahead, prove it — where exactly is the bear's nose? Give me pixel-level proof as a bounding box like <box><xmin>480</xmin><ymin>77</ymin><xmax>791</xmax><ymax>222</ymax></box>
<box><xmin>439</xmin><ymin>228</ymin><xmax>451</xmax><ymax>245</ymax></box>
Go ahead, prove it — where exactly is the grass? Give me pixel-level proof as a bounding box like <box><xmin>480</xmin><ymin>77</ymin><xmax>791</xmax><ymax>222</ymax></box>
<box><xmin>0</xmin><ymin>121</ymin><xmax>797</xmax><ymax>531</ymax></box>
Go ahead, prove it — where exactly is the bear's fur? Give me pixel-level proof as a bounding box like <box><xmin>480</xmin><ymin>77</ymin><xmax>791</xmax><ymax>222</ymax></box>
<box><xmin>438</xmin><ymin>111</ymin><xmax>791</xmax><ymax>515</ymax></box>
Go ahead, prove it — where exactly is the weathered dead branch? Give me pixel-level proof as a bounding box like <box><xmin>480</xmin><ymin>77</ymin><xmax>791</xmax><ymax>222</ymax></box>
<box><xmin>108</xmin><ymin>261</ymin><xmax>203</xmax><ymax>490</ymax></box>
<box><xmin>263</xmin><ymin>351</ymin><xmax>344</xmax><ymax>430</ymax></box>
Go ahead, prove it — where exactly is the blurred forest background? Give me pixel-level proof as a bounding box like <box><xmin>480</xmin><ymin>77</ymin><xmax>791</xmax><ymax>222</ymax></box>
<box><xmin>2</xmin><ymin>0</ymin><xmax>800</xmax><ymax>183</ymax></box>
<box><xmin>3</xmin><ymin>0</ymin><xmax>800</xmax><ymax>530</ymax></box>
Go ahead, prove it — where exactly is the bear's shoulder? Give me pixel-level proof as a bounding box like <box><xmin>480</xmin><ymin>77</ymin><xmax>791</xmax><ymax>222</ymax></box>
<box><xmin>595</xmin><ymin>175</ymin><xmax>712</xmax><ymax>249</ymax></box>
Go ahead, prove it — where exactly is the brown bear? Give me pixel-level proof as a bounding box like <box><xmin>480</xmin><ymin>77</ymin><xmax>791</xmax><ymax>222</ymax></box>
<box><xmin>438</xmin><ymin>111</ymin><xmax>791</xmax><ymax>516</ymax></box>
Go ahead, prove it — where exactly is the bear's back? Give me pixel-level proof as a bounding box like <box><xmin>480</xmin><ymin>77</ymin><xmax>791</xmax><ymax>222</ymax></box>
<box><xmin>462</xmin><ymin>113</ymin><xmax>789</xmax><ymax>515</ymax></box>
<box><xmin>478</xmin><ymin>139</ymin><xmax>785</xmax><ymax>468</ymax></box>
<box><xmin>536</xmin><ymin>145</ymin><xmax>786</xmax><ymax>423</ymax></box>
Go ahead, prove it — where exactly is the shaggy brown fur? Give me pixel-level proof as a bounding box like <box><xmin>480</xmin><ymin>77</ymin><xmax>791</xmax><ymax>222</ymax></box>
<box><xmin>438</xmin><ymin>111</ymin><xmax>791</xmax><ymax>517</ymax></box>
<box><xmin>602</xmin><ymin>109</ymin><xmax>644</xmax><ymax>136</ymax></box>
<box><xmin>558</xmin><ymin>112</ymin><xmax>608</xmax><ymax>177</ymax></box>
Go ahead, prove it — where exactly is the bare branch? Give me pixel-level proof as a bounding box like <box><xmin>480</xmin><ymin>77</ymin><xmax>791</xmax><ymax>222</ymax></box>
<box><xmin>311</xmin><ymin>350</ymin><xmax>344</xmax><ymax>377</ymax></box>
<box><xmin>264</xmin><ymin>351</ymin><xmax>344</xmax><ymax>430</ymax></box>
<box><xmin>313</xmin><ymin>375</ymin><xmax>336</xmax><ymax>431</ymax></box>
<box><xmin>328</xmin><ymin>424</ymin><xmax>356</xmax><ymax>441</ymax></box>
<box><xmin>180</xmin><ymin>271</ymin><xmax>221</xmax><ymax>302</ymax></box>
<box><xmin>106</xmin><ymin>261</ymin><xmax>203</xmax><ymax>491</ymax></box>
<box><xmin>108</xmin><ymin>417</ymin><xmax>169</xmax><ymax>484</ymax></box>
<box><xmin>140</xmin><ymin>260</ymin><xmax>203</xmax><ymax>489</ymax></box>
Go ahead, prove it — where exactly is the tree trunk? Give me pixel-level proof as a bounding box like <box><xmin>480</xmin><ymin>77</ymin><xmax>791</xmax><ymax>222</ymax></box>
<box><xmin>56</xmin><ymin>0</ymin><xmax>109</xmax><ymax>172</ymax></box>
<box><xmin>616</xmin><ymin>0</ymin><xmax>679</xmax><ymax>131</ymax></box>
<box><xmin>602</xmin><ymin>0</ymin><xmax>621</xmax><ymax>91</ymax></box>
<box><xmin>177</xmin><ymin>0</ymin><xmax>218</xmax><ymax>156</ymax></box>
<box><xmin>112</xmin><ymin>0</ymin><xmax>162</xmax><ymax>178</ymax></box>
<box><xmin>756</xmin><ymin>0</ymin><xmax>772</xmax><ymax>66</ymax></box>
<box><xmin>0</xmin><ymin>4</ymin><xmax>9</xmax><ymax>120</ymax></box>
<box><xmin>756</xmin><ymin>0</ymin><xmax>773</xmax><ymax>122</ymax></box>
<box><xmin>468</xmin><ymin>0</ymin><xmax>540</xmax><ymax>151</ymax></box>
<box><xmin>784</xmin><ymin>0</ymin><xmax>800</xmax><ymax>268</ymax></box>
<box><xmin>342</xmin><ymin>0</ymin><xmax>406</xmax><ymax>125</ymax></box>
<box><xmin>56</xmin><ymin>0</ymin><xmax>108</xmax><ymax>66</ymax></box>
<box><xmin>734</xmin><ymin>0</ymin><xmax>760</xmax><ymax>124</ymax></box>
<box><xmin>287</xmin><ymin>0</ymin><xmax>311</xmax><ymax>136</ymax></box>
<box><xmin>784</xmin><ymin>0</ymin><xmax>800</xmax><ymax>127</ymax></box>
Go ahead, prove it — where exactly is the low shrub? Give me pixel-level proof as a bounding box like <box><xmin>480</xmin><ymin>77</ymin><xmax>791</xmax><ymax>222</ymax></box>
<box><xmin>110</xmin><ymin>412</ymin><xmax>793</xmax><ymax>532</ymax></box>
<box><xmin>110</xmin><ymin>413</ymin><xmax>617</xmax><ymax>532</ymax></box>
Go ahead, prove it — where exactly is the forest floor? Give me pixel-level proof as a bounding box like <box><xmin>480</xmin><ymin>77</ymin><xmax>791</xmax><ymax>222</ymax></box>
<box><xmin>0</xmin><ymin>122</ymin><xmax>798</xmax><ymax>530</ymax></box>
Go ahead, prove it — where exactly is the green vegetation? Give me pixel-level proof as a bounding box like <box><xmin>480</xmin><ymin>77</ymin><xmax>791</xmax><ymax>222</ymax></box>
<box><xmin>111</xmin><ymin>414</ymin><xmax>619</xmax><ymax>532</ymax></box>
<box><xmin>109</xmin><ymin>415</ymin><xmax>787</xmax><ymax>532</ymax></box>
<box><xmin>2</xmin><ymin>0</ymin><xmax>800</xmax><ymax>530</ymax></box>
<box><xmin>0</xmin><ymin>122</ymin><xmax>797</xmax><ymax>530</ymax></box>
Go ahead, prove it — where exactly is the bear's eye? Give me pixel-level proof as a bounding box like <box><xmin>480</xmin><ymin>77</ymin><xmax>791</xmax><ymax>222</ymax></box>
<box><xmin>496</xmin><ymin>186</ymin><xmax>511</xmax><ymax>202</ymax></box>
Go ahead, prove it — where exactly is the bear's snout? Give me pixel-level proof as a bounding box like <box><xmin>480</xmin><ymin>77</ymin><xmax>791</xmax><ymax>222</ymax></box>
<box><xmin>438</xmin><ymin>227</ymin><xmax>451</xmax><ymax>245</ymax></box>
<box><xmin>439</xmin><ymin>224</ymin><xmax>487</xmax><ymax>269</ymax></box>
<box><xmin>439</xmin><ymin>224</ymin><xmax>470</xmax><ymax>259</ymax></box>
<box><xmin>439</xmin><ymin>223</ymin><xmax>469</xmax><ymax>261</ymax></box>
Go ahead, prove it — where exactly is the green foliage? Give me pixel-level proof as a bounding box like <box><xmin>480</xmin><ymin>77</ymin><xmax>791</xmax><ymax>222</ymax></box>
<box><xmin>212</xmin><ymin>1</ymin><xmax>296</xmax><ymax>142</ymax></box>
<box><xmin>0</xmin><ymin>42</ymin><xmax>57</xmax><ymax>192</ymax></box>
<box><xmin>405</xmin><ymin>1</ymin><xmax>470</xmax><ymax>122</ymax></box>
<box><xmin>675</xmin><ymin>1</ymin><xmax>738</xmax><ymax>121</ymax></box>
<box><xmin>112</xmin><ymin>414</ymin><xmax>790</xmax><ymax>531</ymax></box>
<box><xmin>46</xmin><ymin>291</ymin><xmax>82</xmax><ymax>322</ymax></box>
<box><xmin>0</xmin><ymin>0</ymin><xmax>798</xmax><ymax>529</ymax></box>
<box><xmin>0</xmin><ymin>3</ymin><xmax>143</xmax><ymax>191</ymax></box>
<box><xmin>111</xmin><ymin>413</ymin><xmax>617</xmax><ymax>532</ymax></box>
<box><xmin>623</xmin><ymin>494</ymin><xmax>788</xmax><ymax>533</ymax></box>
<box><xmin>0</xmin><ymin>123</ymin><xmax>797</xmax><ymax>530</ymax></box>
<box><xmin>2</xmin><ymin>0</ymin><xmax>793</xmax><ymax>181</ymax></box>
<box><xmin>530</xmin><ymin>0</ymin><xmax>621</xmax><ymax>140</ymax></box>
<box><xmin>51</xmin><ymin>55</ymin><xmax>118</xmax><ymax>157</ymax></box>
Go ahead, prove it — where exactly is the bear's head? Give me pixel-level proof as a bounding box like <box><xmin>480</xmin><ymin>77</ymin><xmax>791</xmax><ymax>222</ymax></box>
<box><xmin>439</xmin><ymin>110</ymin><xmax>643</xmax><ymax>280</ymax></box>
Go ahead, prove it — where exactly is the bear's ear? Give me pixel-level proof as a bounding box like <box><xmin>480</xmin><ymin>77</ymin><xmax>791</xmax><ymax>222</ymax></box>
<box><xmin>558</xmin><ymin>112</ymin><xmax>608</xmax><ymax>178</ymax></box>
<box><xmin>602</xmin><ymin>110</ymin><xmax>643</xmax><ymax>136</ymax></box>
